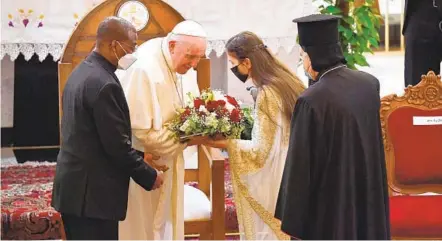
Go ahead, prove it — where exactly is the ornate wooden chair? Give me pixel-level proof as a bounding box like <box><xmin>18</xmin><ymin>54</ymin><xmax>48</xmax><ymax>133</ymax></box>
<box><xmin>57</xmin><ymin>0</ymin><xmax>225</xmax><ymax>239</ymax></box>
<box><xmin>181</xmin><ymin>145</ymin><xmax>226</xmax><ymax>239</ymax></box>
<box><xmin>380</xmin><ymin>71</ymin><xmax>442</xmax><ymax>239</ymax></box>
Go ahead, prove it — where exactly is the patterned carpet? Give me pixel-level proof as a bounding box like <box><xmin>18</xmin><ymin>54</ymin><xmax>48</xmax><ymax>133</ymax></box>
<box><xmin>1</xmin><ymin>161</ymin><xmax>238</xmax><ymax>240</ymax></box>
<box><xmin>1</xmin><ymin>163</ymin><xmax>63</xmax><ymax>240</ymax></box>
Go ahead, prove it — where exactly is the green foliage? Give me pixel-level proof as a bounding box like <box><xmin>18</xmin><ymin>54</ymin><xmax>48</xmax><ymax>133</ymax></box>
<box><xmin>316</xmin><ymin>0</ymin><xmax>382</xmax><ymax>69</ymax></box>
<box><xmin>240</xmin><ymin>107</ymin><xmax>254</xmax><ymax>140</ymax></box>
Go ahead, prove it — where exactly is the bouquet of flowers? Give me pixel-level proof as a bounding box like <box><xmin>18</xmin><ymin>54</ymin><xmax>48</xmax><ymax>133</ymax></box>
<box><xmin>167</xmin><ymin>89</ymin><xmax>253</xmax><ymax>141</ymax></box>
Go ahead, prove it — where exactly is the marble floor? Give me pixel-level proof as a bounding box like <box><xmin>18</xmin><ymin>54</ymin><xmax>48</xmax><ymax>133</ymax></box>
<box><xmin>359</xmin><ymin>51</ymin><xmax>407</xmax><ymax>97</ymax></box>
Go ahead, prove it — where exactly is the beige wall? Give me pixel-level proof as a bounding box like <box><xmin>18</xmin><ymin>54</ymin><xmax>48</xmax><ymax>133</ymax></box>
<box><xmin>209</xmin><ymin>46</ymin><xmax>305</xmax><ymax>106</ymax></box>
<box><xmin>1</xmin><ymin>58</ymin><xmax>15</xmax><ymax>128</ymax></box>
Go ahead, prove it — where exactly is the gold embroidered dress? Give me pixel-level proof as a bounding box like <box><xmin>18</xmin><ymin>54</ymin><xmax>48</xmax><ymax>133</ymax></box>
<box><xmin>227</xmin><ymin>87</ymin><xmax>291</xmax><ymax>240</ymax></box>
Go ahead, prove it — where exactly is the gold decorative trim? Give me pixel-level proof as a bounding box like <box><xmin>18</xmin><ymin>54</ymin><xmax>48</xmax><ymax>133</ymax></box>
<box><xmin>227</xmin><ymin>87</ymin><xmax>281</xmax><ymax>175</ymax></box>
<box><xmin>227</xmin><ymin>87</ymin><xmax>289</xmax><ymax>240</ymax></box>
<box><xmin>233</xmin><ymin>172</ymin><xmax>290</xmax><ymax>240</ymax></box>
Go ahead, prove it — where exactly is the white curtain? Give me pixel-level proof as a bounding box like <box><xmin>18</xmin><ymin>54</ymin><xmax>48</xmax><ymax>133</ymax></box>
<box><xmin>1</xmin><ymin>0</ymin><xmax>312</xmax><ymax>60</ymax></box>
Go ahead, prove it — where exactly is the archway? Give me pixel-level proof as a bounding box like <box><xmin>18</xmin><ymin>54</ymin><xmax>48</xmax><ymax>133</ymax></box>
<box><xmin>58</xmin><ymin>0</ymin><xmax>211</xmax><ymax>123</ymax></box>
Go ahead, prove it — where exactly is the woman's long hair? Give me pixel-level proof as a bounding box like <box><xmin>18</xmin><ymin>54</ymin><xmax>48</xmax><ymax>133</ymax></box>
<box><xmin>226</xmin><ymin>31</ymin><xmax>306</xmax><ymax>122</ymax></box>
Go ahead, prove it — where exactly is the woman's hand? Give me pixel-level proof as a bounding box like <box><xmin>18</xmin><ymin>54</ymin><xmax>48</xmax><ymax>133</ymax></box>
<box><xmin>186</xmin><ymin>135</ymin><xmax>228</xmax><ymax>149</ymax></box>
<box><xmin>186</xmin><ymin>136</ymin><xmax>209</xmax><ymax>146</ymax></box>
<box><xmin>144</xmin><ymin>153</ymin><xmax>160</xmax><ymax>161</ymax></box>
<box><xmin>205</xmin><ymin>139</ymin><xmax>228</xmax><ymax>149</ymax></box>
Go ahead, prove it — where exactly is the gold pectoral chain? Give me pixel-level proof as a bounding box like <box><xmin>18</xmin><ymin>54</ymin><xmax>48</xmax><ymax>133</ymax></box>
<box><xmin>161</xmin><ymin>39</ymin><xmax>184</xmax><ymax>108</ymax></box>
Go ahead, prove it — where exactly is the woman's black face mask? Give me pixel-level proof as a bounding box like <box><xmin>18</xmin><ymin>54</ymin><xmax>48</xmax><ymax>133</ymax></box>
<box><xmin>230</xmin><ymin>64</ymin><xmax>249</xmax><ymax>83</ymax></box>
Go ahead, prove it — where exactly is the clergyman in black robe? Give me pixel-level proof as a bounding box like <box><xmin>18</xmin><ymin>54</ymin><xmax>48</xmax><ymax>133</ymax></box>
<box><xmin>275</xmin><ymin>14</ymin><xmax>391</xmax><ymax>240</ymax></box>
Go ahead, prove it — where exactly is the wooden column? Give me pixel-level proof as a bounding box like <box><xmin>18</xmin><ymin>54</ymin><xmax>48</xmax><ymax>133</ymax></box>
<box><xmin>58</xmin><ymin>62</ymin><xmax>73</xmax><ymax>143</ymax></box>
<box><xmin>196</xmin><ymin>58</ymin><xmax>211</xmax><ymax>91</ymax></box>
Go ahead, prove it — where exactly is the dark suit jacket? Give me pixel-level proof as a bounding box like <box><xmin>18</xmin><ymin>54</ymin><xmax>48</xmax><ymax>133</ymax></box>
<box><xmin>52</xmin><ymin>51</ymin><xmax>157</xmax><ymax>221</ymax></box>
<box><xmin>403</xmin><ymin>0</ymin><xmax>442</xmax><ymax>34</ymax></box>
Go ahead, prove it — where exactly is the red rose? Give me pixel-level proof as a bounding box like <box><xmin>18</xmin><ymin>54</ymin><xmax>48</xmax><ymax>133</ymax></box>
<box><xmin>197</xmin><ymin>111</ymin><xmax>207</xmax><ymax>117</ymax></box>
<box><xmin>181</xmin><ymin>108</ymin><xmax>191</xmax><ymax>121</ymax></box>
<box><xmin>230</xmin><ymin>108</ymin><xmax>242</xmax><ymax>123</ymax></box>
<box><xmin>217</xmin><ymin>100</ymin><xmax>226</xmax><ymax>107</ymax></box>
<box><xmin>194</xmin><ymin>98</ymin><xmax>204</xmax><ymax>109</ymax></box>
<box><xmin>206</xmin><ymin>100</ymin><xmax>217</xmax><ymax>111</ymax></box>
<box><xmin>216</xmin><ymin>108</ymin><xmax>229</xmax><ymax>118</ymax></box>
<box><xmin>225</xmin><ymin>95</ymin><xmax>240</xmax><ymax>108</ymax></box>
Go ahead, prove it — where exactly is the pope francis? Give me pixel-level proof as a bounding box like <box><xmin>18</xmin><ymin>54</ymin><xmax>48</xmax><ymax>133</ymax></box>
<box><xmin>116</xmin><ymin>20</ymin><xmax>208</xmax><ymax>240</ymax></box>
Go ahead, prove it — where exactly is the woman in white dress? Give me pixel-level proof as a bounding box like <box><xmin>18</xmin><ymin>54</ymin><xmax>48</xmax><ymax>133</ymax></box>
<box><xmin>190</xmin><ymin>31</ymin><xmax>306</xmax><ymax>240</ymax></box>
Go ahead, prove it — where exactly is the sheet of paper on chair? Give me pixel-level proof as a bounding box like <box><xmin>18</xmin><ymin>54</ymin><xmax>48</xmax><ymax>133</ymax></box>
<box><xmin>412</xmin><ymin>116</ymin><xmax>442</xmax><ymax>125</ymax></box>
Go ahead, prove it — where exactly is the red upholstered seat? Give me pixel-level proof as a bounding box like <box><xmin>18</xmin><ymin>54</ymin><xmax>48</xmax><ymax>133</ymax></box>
<box><xmin>380</xmin><ymin>71</ymin><xmax>442</xmax><ymax>239</ymax></box>
<box><xmin>390</xmin><ymin>195</ymin><xmax>442</xmax><ymax>238</ymax></box>
<box><xmin>388</xmin><ymin>107</ymin><xmax>442</xmax><ymax>186</ymax></box>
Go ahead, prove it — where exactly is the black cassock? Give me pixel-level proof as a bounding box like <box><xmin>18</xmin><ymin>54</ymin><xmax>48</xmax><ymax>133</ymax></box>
<box><xmin>275</xmin><ymin>66</ymin><xmax>391</xmax><ymax>240</ymax></box>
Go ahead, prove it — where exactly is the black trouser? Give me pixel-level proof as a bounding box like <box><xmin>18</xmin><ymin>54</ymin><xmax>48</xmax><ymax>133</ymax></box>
<box><xmin>61</xmin><ymin>214</ymin><xmax>118</xmax><ymax>240</ymax></box>
<box><xmin>404</xmin><ymin>5</ymin><xmax>442</xmax><ymax>86</ymax></box>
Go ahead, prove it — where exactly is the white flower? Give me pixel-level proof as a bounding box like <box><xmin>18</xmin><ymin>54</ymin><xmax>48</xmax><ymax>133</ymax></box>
<box><xmin>213</xmin><ymin>90</ymin><xmax>226</xmax><ymax>101</ymax></box>
<box><xmin>187</xmin><ymin>92</ymin><xmax>195</xmax><ymax>99</ymax></box>
<box><xmin>179</xmin><ymin>119</ymin><xmax>191</xmax><ymax>132</ymax></box>
<box><xmin>199</xmin><ymin>105</ymin><xmax>208</xmax><ymax>113</ymax></box>
<box><xmin>185</xmin><ymin>92</ymin><xmax>195</xmax><ymax>107</ymax></box>
<box><xmin>221</xmin><ymin>122</ymin><xmax>231</xmax><ymax>132</ymax></box>
<box><xmin>188</xmin><ymin>101</ymin><xmax>194</xmax><ymax>108</ymax></box>
<box><xmin>225</xmin><ymin>103</ymin><xmax>235</xmax><ymax>112</ymax></box>
<box><xmin>205</xmin><ymin>114</ymin><xmax>218</xmax><ymax>128</ymax></box>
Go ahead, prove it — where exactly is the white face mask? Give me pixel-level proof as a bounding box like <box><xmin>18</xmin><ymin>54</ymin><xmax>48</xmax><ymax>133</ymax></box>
<box><xmin>301</xmin><ymin>52</ymin><xmax>314</xmax><ymax>80</ymax></box>
<box><xmin>114</xmin><ymin>41</ymin><xmax>137</xmax><ymax>70</ymax></box>
<box><xmin>117</xmin><ymin>53</ymin><xmax>137</xmax><ymax>70</ymax></box>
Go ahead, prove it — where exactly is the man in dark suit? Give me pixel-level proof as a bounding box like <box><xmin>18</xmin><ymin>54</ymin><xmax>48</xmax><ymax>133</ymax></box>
<box><xmin>403</xmin><ymin>0</ymin><xmax>442</xmax><ymax>86</ymax></box>
<box><xmin>51</xmin><ymin>17</ymin><xmax>164</xmax><ymax>240</ymax></box>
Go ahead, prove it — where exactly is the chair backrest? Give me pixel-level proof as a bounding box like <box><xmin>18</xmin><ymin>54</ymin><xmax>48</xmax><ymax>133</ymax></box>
<box><xmin>58</xmin><ymin>0</ymin><xmax>211</xmax><ymax>124</ymax></box>
<box><xmin>380</xmin><ymin>71</ymin><xmax>442</xmax><ymax>195</ymax></box>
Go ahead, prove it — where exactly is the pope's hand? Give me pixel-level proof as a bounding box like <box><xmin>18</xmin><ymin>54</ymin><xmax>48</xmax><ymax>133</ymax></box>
<box><xmin>151</xmin><ymin>170</ymin><xmax>164</xmax><ymax>190</ymax></box>
<box><xmin>187</xmin><ymin>135</ymin><xmax>228</xmax><ymax>148</ymax></box>
<box><xmin>144</xmin><ymin>153</ymin><xmax>169</xmax><ymax>172</ymax></box>
<box><xmin>144</xmin><ymin>153</ymin><xmax>161</xmax><ymax>161</ymax></box>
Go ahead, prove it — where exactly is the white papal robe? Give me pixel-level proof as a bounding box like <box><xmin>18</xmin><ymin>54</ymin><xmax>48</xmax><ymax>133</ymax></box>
<box><xmin>116</xmin><ymin>37</ymin><xmax>197</xmax><ymax>240</ymax></box>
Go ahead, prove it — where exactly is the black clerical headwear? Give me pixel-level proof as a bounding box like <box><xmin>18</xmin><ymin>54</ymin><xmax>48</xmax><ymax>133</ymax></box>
<box><xmin>293</xmin><ymin>14</ymin><xmax>346</xmax><ymax>74</ymax></box>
